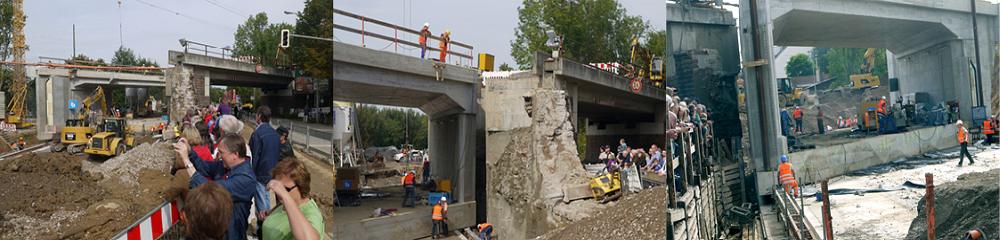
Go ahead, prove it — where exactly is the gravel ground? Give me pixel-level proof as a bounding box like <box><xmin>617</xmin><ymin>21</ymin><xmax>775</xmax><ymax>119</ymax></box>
<box><xmin>539</xmin><ymin>188</ymin><xmax>667</xmax><ymax>240</ymax></box>
<box><xmin>83</xmin><ymin>142</ymin><xmax>175</xmax><ymax>187</ymax></box>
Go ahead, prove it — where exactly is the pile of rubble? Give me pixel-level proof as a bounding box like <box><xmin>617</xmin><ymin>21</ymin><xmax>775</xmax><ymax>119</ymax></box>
<box><xmin>906</xmin><ymin>169</ymin><xmax>999</xmax><ymax>240</ymax></box>
<box><xmin>83</xmin><ymin>142</ymin><xmax>175</xmax><ymax>187</ymax></box>
<box><xmin>539</xmin><ymin>188</ymin><xmax>667</xmax><ymax>240</ymax></box>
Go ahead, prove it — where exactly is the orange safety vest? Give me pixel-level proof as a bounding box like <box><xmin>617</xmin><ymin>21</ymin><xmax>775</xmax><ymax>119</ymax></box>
<box><xmin>793</xmin><ymin>109</ymin><xmax>803</xmax><ymax>119</ymax></box>
<box><xmin>478</xmin><ymin>223</ymin><xmax>492</xmax><ymax>232</ymax></box>
<box><xmin>984</xmin><ymin>120</ymin><xmax>995</xmax><ymax>135</ymax></box>
<box><xmin>778</xmin><ymin>162</ymin><xmax>796</xmax><ymax>185</ymax></box>
<box><xmin>958</xmin><ymin>127</ymin><xmax>968</xmax><ymax>144</ymax></box>
<box><xmin>419</xmin><ymin>30</ymin><xmax>429</xmax><ymax>45</ymax></box>
<box><xmin>877</xmin><ymin>99</ymin><xmax>887</xmax><ymax>114</ymax></box>
<box><xmin>401</xmin><ymin>172</ymin><xmax>415</xmax><ymax>185</ymax></box>
<box><xmin>432</xmin><ymin>204</ymin><xmax>445</xmax><ymax>220</ymax></box>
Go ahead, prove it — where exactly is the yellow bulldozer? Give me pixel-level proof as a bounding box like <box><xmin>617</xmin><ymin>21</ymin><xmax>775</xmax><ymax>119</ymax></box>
<box><xmin>590</xmin><ymin>171</ymin><xmax>622</xmax><ymax>203</ymax></box>
<box><xmin>778</xmin><ymin>77</ymin><xmax>804</xmax><ymax>107</ymax></box>
<box><xmin>83</xmin><ymin>118</ymin><xmax>135</xmax><ymax>159</ymax></box>
<box><xmin>53</xmin><ymin>86</ymin><xmax>106</xmax><ymax>154</ymax></box>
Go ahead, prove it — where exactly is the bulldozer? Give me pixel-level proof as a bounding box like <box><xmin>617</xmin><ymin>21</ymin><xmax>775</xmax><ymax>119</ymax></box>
<box><xmin>778</xmin><ymin>77</ymin><xmax>804</xmax><ymax>107</ymax></box>
<box><xmin>590</xmin><ymin>171</ymin><xmax>622</xmax><ymax>203</ymax></box>
<box><xmin>83</xmin><ymin>118</ymin><xmax>135</xmax><ymax>159</ymax></box>
<box><xmin>849</xmin><ymin>48</ymin><xmax>881</xmax><ymax>89</ymax></box>
<box><xmin>52</xmin><ymin>86</ymin><xmax>106</xmax><ymax>154</ymax></box>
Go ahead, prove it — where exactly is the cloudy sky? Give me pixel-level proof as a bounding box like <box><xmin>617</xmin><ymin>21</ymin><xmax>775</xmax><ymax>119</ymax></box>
<box><xmin>23</xmin><ymin>0</ymin><xmax>686</xmax><ymax>68</ymax></box>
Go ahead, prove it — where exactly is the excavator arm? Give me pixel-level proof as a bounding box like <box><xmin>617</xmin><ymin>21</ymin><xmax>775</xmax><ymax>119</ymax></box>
<box><xmin>862</xmin><ymin>48</ymin><xmax>876</xmax><ymax>73</ymax></box>
<box><xmin>79</xmin><ymin>86</ymin><xmax>106</xmax><ymax>121</ymax></box>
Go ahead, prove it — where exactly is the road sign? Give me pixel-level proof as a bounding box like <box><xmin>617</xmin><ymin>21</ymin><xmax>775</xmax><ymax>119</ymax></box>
<box><xmin>630</xmin><ymin>78</ymin><xmax>643</xmax><ymax>94</ymax></box>
<box><xmin>68</xmin><ymin>99</ymin><xmax>80</xmax><ymax>110</ymax></box>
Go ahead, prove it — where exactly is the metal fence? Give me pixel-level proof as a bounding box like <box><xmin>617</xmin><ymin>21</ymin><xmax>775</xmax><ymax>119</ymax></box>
<box><xmin>271</xmin><ymin>118</ymin><xmax>336</xmax><ymax>162</ymax></box>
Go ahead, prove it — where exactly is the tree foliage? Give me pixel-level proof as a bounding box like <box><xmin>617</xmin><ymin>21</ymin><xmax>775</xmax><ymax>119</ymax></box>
<box><xmin>498</xmin><ymin>63</ymin><xmax>514</xmax><ymax>71</ymax></box>
<box><xmin>356</xmin><ymin>105</ymin><xmax>428</xmax><ymax>149</ymax></box>
<box><xmin>233</xmin><ymin>13</ymin><xmax>294</xmax><ymax>66</ymax></box>
<box><xmin>290</xmin><ymin>0</ymin><xmax>332</xmax><ymax>78</ymax></box>
<box><xmin>0</xmin><ymin>0</ymin><xmax>17</xmax><ymax>94</ymax></box>
<box><xmin>511</xmin><ymin>0</ymin><xmax>649</xmax><ymax>69</ymax></box>
<box><xmin>824</xmin><ymin>48</ymin><xmax>887</xmax><ymax>89</ymax></box>
<box><xmin>111</xmin><ymin>46</ymin><xmax>158</xmax><ymax>66</ymax></box>
<box><xmin>785</xmin><ymin>53</ymin><xmax>814</xmax><ymax>77</ymax></box>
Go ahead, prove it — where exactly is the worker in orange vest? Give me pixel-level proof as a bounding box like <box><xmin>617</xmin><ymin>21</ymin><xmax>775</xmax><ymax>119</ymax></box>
<box><xmin>984</xmin><ymin>116</ymin><xmax>996</xmax><ymax>145</ymax></box>
<box><xmin>957</xmin><ymin>120</ymin><xmax>975</xmax><ymax>166</ymax></box>
<box><xmin>419</xmin><ymin>23</ymin><xmax>431</xmax><ymax>59</ymax></box>
<box><xmin>777</xmin><ymin>155</ymin><xmax>799</xmax><ymax>197</ymax></box>
<box><xmin>401</xmin><ymin>169</ymin><xmax>416</xmax><ymax>207</ymax></box>
<box><xmin>438</xmin><ymin>30</ymin><xmax>451</xmax><ymax>63</ymax></box>
<box><xmin>431</xmin><ymin>196</ymin><xmax>449</xmax><ymax>239</ymax></box>
<box><xmin>877</xmin><ymin>96</ymin><xmax>888</xmax><ymax>114</ymax></box>
<box><xmin>792</xmin><ymin>106</ymin><xmax>804</xmax><ymax>134</ymax></box>
<box><xmin>477</xmin><ymin>222</ymin><xmax>494</xmax><ymax>240</ymax></box>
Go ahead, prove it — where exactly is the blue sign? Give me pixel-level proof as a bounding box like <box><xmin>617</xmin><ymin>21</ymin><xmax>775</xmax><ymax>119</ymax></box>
<box><xmin>68</xmin><ymin>100</ymin><xmax>80</xmax><ymax>110</ymax></box>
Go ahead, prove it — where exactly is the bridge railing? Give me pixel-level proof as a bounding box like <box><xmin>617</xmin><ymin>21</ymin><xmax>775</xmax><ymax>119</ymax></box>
<box><xmin>332</xmin><ymin>8</ymin><xmax>476</xmax><ymax>68</ymax></box>
<box><xmin>179</xmin><ymin>39</ymin><xmax>260</xmax><ymax>64</ymax></box>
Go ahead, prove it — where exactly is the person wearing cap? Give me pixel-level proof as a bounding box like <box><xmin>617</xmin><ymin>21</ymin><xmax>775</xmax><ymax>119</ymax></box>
<box><xmin>793</xmin><ymin>106</ymin><xmax>804</xmax><ymax>134</ymax></box>
<box><xmin>438</xmin><ymin>30</ymin><xmax>451</xmax><ymax>62</ymax></box>
<box><xmin>419</xmin><ymin>23</ymin><xmax>431</xmax><ymax>59</ymax></box>
<box><xmin>777</xmin><ymin>155</ymin><xmax>799</xmax><ymax>197</ymax></box>
<box><xmin>401</xmin><ymin>169</ymin><xmax>417</xmax><ymax>207</ymax></box>
<box><xmin>956</xmin><ymin>120</ymin><xmax>975</xmax><ymax>166</ymax></box>
<box><xmin>431</xmin><ymin>196</ymin><xmax>449</xmax><ymax>239</ymax></box>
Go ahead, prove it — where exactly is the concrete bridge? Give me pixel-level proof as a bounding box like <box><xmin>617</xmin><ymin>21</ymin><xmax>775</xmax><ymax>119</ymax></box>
<box><xmin>31</xmin><ymin>67</ymin><xmax>165</xmax><ymax>138</ymax></box>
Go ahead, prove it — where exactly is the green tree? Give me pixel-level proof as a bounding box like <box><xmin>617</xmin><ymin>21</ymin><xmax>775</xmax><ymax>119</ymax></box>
<box><xmin>811</xmin><ymin>48</ymin><xmax>830</xmax><ymax>73</ymax></box>
<box><xmin>290</xmin><ymin>0</ymin><xmax>332</xmax><ymax>78</ymax></box>
<box><xmin>355</xmin><ymin>105</ymin><xmax>429</xmax><ymax>149</ymax></box>
<box><xmin>111</xmin><ymin>46</ymin><xmax>158</xmax><ymax>66</ymax></box>
<box><xmin>0</xmin><ymin>0</ymin><xmax>17</xmax><ymax>94</ymax></box>
<box><xmin>785</xmin><ymin>53</ymin><xmax>814</xmax><ymax>77</ymax></box>
<box><xmin>511</xmin><ymin>0</ymin><xmax>649</xmax><ymax>69</ymax></box>
<box><xmin>498</xmin><ymin>63</ymin><xmax>514</xmax><ymax>71</ymax></box>
<box><xmin>68</xmin><ymin>54</ymin><xmax>108</xmax><ymax>66</ymax></box>
<box><xmin>644</xmin><ymin>30</ymin><xmax>666</xmax><ymax>59</ymax></box>
<box><xmin>233</xmin><ymin>13</ymin><xmax>294</xmax><ymax>66</ymax></box>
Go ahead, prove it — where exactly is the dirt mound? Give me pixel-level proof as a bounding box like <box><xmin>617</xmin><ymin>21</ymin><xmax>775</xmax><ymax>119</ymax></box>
<box><xmin>83</xmin><ymin>142</ymin><xmax>175</xmax><ymax>187</ymax></box>
<box><xmin>905</xmin><ymin>169</ymin><xmax>999</xmax><ymax>240</ymax></box>
<box><xmin>539</xmin><ymin>188</ymin><xmax>667</xmax><ymax>240</ymax></box>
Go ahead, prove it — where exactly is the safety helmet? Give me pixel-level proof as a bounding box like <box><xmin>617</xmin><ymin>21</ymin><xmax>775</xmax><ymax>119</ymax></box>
<box><xmin>780</xmin><ymin>155</ymin><xmax>788</xmax><ymax>163</ymax></box>
<box><xmin>440</xmin><ymin>196</ymin><xmax>447</xmax><ymax>202</ymax></box>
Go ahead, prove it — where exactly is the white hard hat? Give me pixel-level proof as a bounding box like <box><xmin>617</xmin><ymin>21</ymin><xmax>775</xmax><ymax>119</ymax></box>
<box><xmin>956</xmin><ymin>120</ymin><xmax>964</xmax><ymax>125</ymax></box>
<box><xmin>424</xmin><ymin>22</ymin><xmax>429</xmax><ymax>27</ymax></box>
<box><xmin>440</xmin><ymin>196</ymin><xmax>447</xmax><ymax>202</ymax></box>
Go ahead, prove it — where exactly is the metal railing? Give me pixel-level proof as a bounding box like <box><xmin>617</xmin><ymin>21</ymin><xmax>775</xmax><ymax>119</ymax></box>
<box><xmin>179</xmin><ymin>39</ymin><xmax>261</xmax><ymax>64</ymax></box>
<box><xmin>270</xmin><ymin>118</ymin><xmax>338</xmax><ymax>162</ymax></box>
<box><xmin>332</xmin><ymin>8</ymin><xmax>475</xmax><ymax>67</ymax></box>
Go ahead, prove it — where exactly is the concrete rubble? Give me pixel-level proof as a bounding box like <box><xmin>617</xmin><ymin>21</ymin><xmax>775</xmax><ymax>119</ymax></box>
<box><xmin>487</xmin><ymin>90</ymin><xmax>602</xmax><ymax>240</ymax></box>
<box><xmin>905</xmin><ymin>168</ymin><xmax>999</xmax><ymax>240</ymax></box>
<box><xmin>83</xmin><ymin>142</ymin><xmax>175</xmax><ymax>187</ymax></box>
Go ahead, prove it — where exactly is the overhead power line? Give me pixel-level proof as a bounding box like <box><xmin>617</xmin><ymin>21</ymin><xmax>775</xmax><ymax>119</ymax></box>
<box><xmin>133</xmin><ymin>0</ymin><xmax>234</xmax><ymax>31</ymax></box>
<box><xmin>202</xmin><ymin>0</ymin><xmax>247</xmax><ymax>18</ymax></box>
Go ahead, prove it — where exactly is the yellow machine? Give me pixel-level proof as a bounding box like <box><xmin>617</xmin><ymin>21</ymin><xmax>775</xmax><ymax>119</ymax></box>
<box><xmin>858</xmin><ymin>96</ymin><xmax>880</xmax><ymax>132</ymax></box>
<box><xmin>629</xmin><ymin>36</ymin><xmax>665</xmax><ymax>86</ymax></box>
<box><xmin>3</xmin><ymin>0</ymin><xmax>31</xmax><ymax>129</ymax></box>
<box><xmin>53</xmin><ymin>87</ymin><xmax>106</xmax><ymax>154</ymax></box>
<box><xmin>850</xmin><ymin>48</ymin><xmax>881</xmax><ymax>89</ymax></box>
<box><xmin>590</xmin><ymin>171</ymin><xmax>622</xmax><ymax>203</ymax></box>
<box><xmin>778</xmin><ymin>78</ymin><xmax>803</xmax><ymax>107</ymax></box>
<box><xmin>83</xmin><ymin>118</ymin><xmax>135</xmax><ymax>159</ymax></box>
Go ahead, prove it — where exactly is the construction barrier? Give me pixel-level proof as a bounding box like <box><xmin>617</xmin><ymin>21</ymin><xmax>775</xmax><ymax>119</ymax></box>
<box><xmin>111</xmin><ymin>201</ymin><xmax>181</xmax><ymax>240</ymax></box>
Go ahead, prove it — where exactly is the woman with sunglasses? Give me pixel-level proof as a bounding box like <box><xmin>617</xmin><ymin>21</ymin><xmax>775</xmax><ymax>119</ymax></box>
<box><xmin>263</xmin><ymin>157</ymin><xmax>325</xmax><ymax>240</ymax></box>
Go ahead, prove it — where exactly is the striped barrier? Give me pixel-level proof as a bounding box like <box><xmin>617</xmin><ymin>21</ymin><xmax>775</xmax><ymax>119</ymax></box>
<box><xmin>111</xmin><ymin>201</ymin><xmax>181</xmax><ymax>240</ymax></box>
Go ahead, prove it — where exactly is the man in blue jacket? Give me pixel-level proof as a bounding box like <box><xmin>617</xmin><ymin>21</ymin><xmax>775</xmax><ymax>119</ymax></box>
<box><xmin>175</xmin><ymin>134</ymin><xmax>257</xmax><ymax>240</ymax></box>
<box><xmin>249</xmin><ymin>106</ymin><xmax>281</xmax><ymax>228</ymax></box>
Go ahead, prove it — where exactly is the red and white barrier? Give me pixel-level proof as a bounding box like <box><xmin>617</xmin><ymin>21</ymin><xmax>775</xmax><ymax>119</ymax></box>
<box><xmin>112</xmin><ymin>201</ymin><xmax>180</xmax><ymax>240</ymax></box>
<box><xmin>588</xmin><ymin>62</ymin><xmax>623</xmax><ymax>75</ymax></box>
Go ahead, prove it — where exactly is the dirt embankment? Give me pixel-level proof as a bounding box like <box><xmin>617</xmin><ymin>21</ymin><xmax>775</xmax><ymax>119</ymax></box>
<box><xmin>905</xmin><ymin>169</ymin><xmax>999</xmax><ymax>240</ymax></box>
<box><xmin>0</xmin><ymin>142</ymin><xmax>186</xmax><ymax>239</ymax></box>
<box><xmin>539</xmin><ymin>188</ymin><xmax>667</xmax><ymax>240</ymax></box>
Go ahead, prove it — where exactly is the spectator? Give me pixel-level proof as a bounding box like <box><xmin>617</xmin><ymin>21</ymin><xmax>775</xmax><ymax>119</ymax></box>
<box><xmin>646</xmin><ymin>144</ymin><xmax>661</xmax><ymax>171</ymax></box>
<box><xmin>262</xmin><ymin>158</ymin><xmax>325</xmax><ymax>240</ymax></box>
<box><xmin>219</xmin><ymin>98</ymin><xmax>232</xmax><ymax>116</ymax></box>
<box><xmin>187</xmin><ymin>123</ymin><xmax>214</xmax><ymax>162</ymax></box>
<box><xmin>181</xmin><ymin>182</ymin><xmax>233</xmax><ymax>240</ymax></box>
<box><xmin>174</xmin><ymin>134</ymin><xmax>257</xmax><ymax>240</ymax></box>
<box><xmin>250</xmin><ymin>106</ymin><xmax>282</xmax><ymax>232</ymax></box>
<box><xmin>617</xmin><ymin>138</ymin><xmax>628</xmax><ymax>154</ymax></box>
<box><xmin>276</xmin><ymin>126</ymin><xmax>295</xmax><ymax>159</ymax></box>
<box><xmin>214</xmin><ymin>115</ymin><xmax>251</xmax><ymax>158</ymax></box>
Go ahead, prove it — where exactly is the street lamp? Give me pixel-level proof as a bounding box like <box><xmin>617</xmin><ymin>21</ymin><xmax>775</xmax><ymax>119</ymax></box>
<box><xmin>283</xmin><ymin>11</ymin><xmax>299</xmax><ymax>15</ymax></box>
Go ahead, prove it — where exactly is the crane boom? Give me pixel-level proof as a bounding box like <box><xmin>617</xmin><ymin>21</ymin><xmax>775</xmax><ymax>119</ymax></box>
<box><xmin>4</xmin><ymin>0</ymin><xmax>29</xmax><ymax>128</ymax></box>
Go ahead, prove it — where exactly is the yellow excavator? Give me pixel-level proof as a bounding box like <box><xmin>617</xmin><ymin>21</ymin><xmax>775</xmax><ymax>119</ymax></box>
<box><xmin>850</xmin><ymin>48</ymin><xmax>881</xmax><ymax>89</ymax></box>
<box><xmin>52</xmin><ymin>86</ymin><xmax>106</xmax><ymax>154</ymax></box>
<box><xmin>3</xmin><ymin>0</ymin><xmax>31</xmax><ymax>129</ymax></box>
<box><xmin>628</xmin><ymin>35</ymin><xmax>665</xmax><ymax>87</ymax></box>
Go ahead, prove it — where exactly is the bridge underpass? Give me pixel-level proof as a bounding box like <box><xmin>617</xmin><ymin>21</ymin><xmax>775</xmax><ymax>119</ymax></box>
<box><xmin>30</xmin><ymin>67</ymin><xmax>166</xmax><ymax>139</ymax></box>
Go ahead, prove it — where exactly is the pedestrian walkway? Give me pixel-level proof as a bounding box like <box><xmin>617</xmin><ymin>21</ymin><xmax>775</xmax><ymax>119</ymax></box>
<box><xmin>270</xmin><ymin>118</ymin><xmax>335</xmax><ymax>159</ymax></box>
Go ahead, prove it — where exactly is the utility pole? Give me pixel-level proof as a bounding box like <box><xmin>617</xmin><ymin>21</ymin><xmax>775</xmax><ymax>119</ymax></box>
<box><xmin>330</xmin><ymin>0</ymin><xmax>337</xmax><ymax>165</ymax></box>
<box><xmin>971</xmin><ymin>0</ymin><xmax>984</xmax><ymax>107</ymax></box>
<box><xmin>73</xmin><ymin>24</ymin><xmax>76</xmax><ymax>58</ymax></box>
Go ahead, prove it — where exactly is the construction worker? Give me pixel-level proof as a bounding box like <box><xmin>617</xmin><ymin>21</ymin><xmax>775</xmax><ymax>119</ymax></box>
<box><xmin>984</xmin><ymin>116</ymin><xmax>996</xmax><ymax>145</ymax></box>
<box><xmin>431</xmin><ymin>196</ymin><xmax>449</xmax><ymax>239</ymax></box>
<box><xmin>438</xmin><ymin>30</ymin><xmax>451</xmax><ymax>63</ymax></box>
<box><xmin>962</xmin><ymin>228</ymin><xmax>986</xmax><ymax>240</ymax></box>
<box><xmin>777</xmin><ymin>155</ymin><xmax>799</xmax><ymax>197</ymax></box>
<box><xmin>877</xmin><ymin>96</ymin><xmax>888</xmax><ymax>115</ymax></box>
<box><xmin>16</xmin><ymin>137</ymin><xmax>25</xmax><ymax>150</ymax></box>
<box><xmin>419</xmin><ymin>23</ymin><xmax>431</xmax><ymax>59</ymax></box>
<box><xmin>477</xmin><ymin>222</ymin><xmax>493</xmax><ymax>240</ymax></box>
<box><xmin>957</xmin><ymin>120</ymin><xmax>975</xmax><ymax>166</ymax></box>
<box><xmin>793</xmin><ymin>106</ymin><xmax>804</xmax><ymax>134</ymax></box>
<box><xmin>817</xmin><ymin>107</ymin><xmax>825</xmax><ymax>134</ymax></box>
<box><xmin>401</xmin><ymin>169</ymin><xmax>416</xmax><ymax>207</ymax></box>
